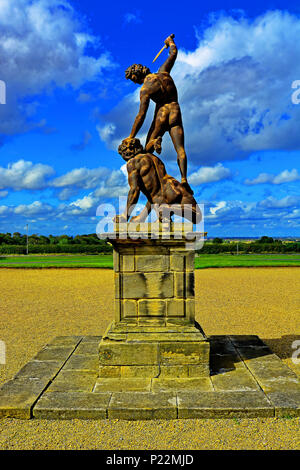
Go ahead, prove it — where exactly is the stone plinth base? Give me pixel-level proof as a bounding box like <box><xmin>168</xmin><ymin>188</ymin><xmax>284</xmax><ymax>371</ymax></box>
<box><xmin>98</xmin><ymin>320</ymin><xmax>210</xmax><ymax>383</ymax></box>
<box><xmin>98</xmin><ymin>226</ymin><xmax>210</xmax><ymax>385</ymax></box>
<box><xmin>1</xmin><ymin>335</ymin><xmax>300</xmax><ymax>420</ymax></box>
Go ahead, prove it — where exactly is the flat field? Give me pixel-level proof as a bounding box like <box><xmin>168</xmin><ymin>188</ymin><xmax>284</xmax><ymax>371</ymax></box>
<box><xmin>0</xmin><ymin>267</ymin><xmax>299</xmax><ymax>450</ymax></box>
<box><xmin>0</xmin><ymin>253</ymin><xmax>299</xmax><ymax>268</ymax></box>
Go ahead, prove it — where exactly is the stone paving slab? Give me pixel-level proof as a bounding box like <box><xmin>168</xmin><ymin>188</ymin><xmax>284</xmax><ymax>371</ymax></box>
<box><xmin>46</xmin><ymin>370</ymin><xmax>98</xmax><ymax>393</ymax></box>
<box><xmin>152</xmin><ymin>377</ymin><xmax>213</xmax><ymax>392</ymax></box>
<box><xmin>0</xmin><ymin>336</ymin><xmax>83</xmax><ymax>418</ymax></box>
<box><xmin>33</xmin><ymin>392</ymin><xmax>111</xmax><ymax>419</ymax></box>
<box><xmin>0</xmin><ymin>335</ymin><xmax>300</xmax><ymax>420</ymax></box>
<box><xmin>267</xmin><ymin>391</ymin><xmax>300</xmax><ymax>417</ymax></box>
<box><xmin>177</xmin><ymin>391</ymin><xmax>274</xmax><ymax>418</ymax></box>
<box><xmin>94</xmin><ymin>378</ymin><xmax>151</xmax><ymax>392</ymax></box>
<box><xmin>108</xmin><ymin>392</ymin><xmax>177</xmax><ymax>420</ymax></box>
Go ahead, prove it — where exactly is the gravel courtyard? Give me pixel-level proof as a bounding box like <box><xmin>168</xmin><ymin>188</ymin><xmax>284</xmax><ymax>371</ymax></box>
<box><xmin>0</xmin><ymin>267</ymin><xmax>299</xmax><ymax>449</ymax></box>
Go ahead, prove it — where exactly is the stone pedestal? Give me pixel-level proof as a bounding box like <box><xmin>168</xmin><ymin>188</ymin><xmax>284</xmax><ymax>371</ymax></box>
<box><xmin>98</xmin><ymin>225</ymin><xmax>210</xmax><ymax>386</ymax></box>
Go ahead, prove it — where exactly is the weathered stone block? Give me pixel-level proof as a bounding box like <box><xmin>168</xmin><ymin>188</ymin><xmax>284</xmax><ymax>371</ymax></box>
<box><xmin>211</xmin><ymin>368</ymin><xmax>261</xmax><ymax>392</ymax></box>
<box><xmin>135</xmin><ymin>245</ymin><xmax>169</xmax><ymax>255</ymax></box>
<box><xmin>188</xmin><ymin>364</ymin><xmax>210</xmax><ymax>378</ymax></box>
<box><xmin>15</xmin><ymin>361</ymin><xmax>62</xmax><ymax>380</ymax></box>
<box><xmin>170</xmin><ymin>253</ymin><xmax>185</xmax><ymax>271</ymax></box>
<box><xmin>121</xmin><ymin>273</ymin><xmax>146</xmax><ymax>298</ymax></box>
<box><xmin>185</xmin><ymin>299</ymin><xmax>195</xmax><ymax>322</ymax></box>
<box><xmin>108</xmin><ymin>391</ymin><xmax>177</xmax><ymax>420</ymax></box>
<box><xmin>0</xmin><ymin>377</ymin><xmax>50</xmax><ymax>419</ymax></box>
<box><xmin>174</xmin><ymin>272</ymin><xmax>185</xmax><ymax>297</ymax></box>
<box><xmin>267</xmin><ymin>391</ymin><xmax>300</xmax><ymax>417</ymax></box>
<box><xmin>62</xmin><ymin>354</ymin><xmax>98</xmax><ymax>372</ymax></box>
<box><xmin>177</xmin><ymin>391</ymin><xmax>274</xmax><ymax>419</ymax></box>
<box><xmin>121</xmin><ymin>365</ymin><xmax>159</xmax><ymax>378</ymax></box>
<box><xmin>159</xmin><ymin>341</ymin><xmax>209</xmax><ymax>365</ymax></box>
<box><xmin>99</xmin><ymin>365</ymin><xmax>121</xmax><ymax>378</ymax></box>
<box><xmin>144</xmin><ymin>273</ymin><xmax>173</xmax><ymax>299</ymax></box>
<box><xmin>138</xmin><ymin>317</ymin><xmax>166</xmax><ymax>326</ymax></box>
<box><xmin>114</xmin><ymin>299</ymin><xmax>121</xmax><ymax>322</ymax></box>
<box><xmin>120</xmin><ymin>254</ymin><xmax>135</xmax><ymax>272</ymax></box>
<box><xmin>185</xmin><ymin>251</ymin><xmax>195</xmax><ymax>271</ymax></box>
<box><xmin>33</xmin><ymin>346</ymin><xmax>74</xmax><ymax>362</ymax></box>
<box><xmin>166</xmin><ymin>299</ymin><xmax>185</xmax><ymax>317</ymax></box>
<box><xmin>185</xmin><ymin>272</ymin><xmax>195</xmax><ymax>297</ymax></box>
<box><xmin>114</xmin><ymin>273</ymin><xmax>121</xmax><ymax>299</ymax></box>
<box><xmin>46</xmin><ymin>336</ymin><xmax>83</xmax><ymax>347</ymax></box>
<box><xmin>46</xmin><ymin>371</ymin><xmax>97</xmax><ymax>393</ymax></box>
<box><xmin>99</xmin><ymin>341</ymin><xmax>159</xmax><ymax>365</ymax></box>
<box><xmin>159</xmin><ymin>365</ymin><xmax>189</xmax><ymax>378</ymax></box>
<box><xmin>74</xmin><ymin>342</ymin><xmax>98</xmax><ymax>355</ymax></box>
<box><xmin>113</xmin><ymin>250</ymin><xmax>119</xmax><ymax>272</ymax></box>
<box><xmin>138</xmin><ymin>300</ymin><xmax>166</xmax><ymax>317</ymax></box>
<box><xmin>136</xmin><ymin>255</ymin><xmax>169</xmax><ymax>272</ymax></box>
<box><xmin>121</xmin><ymin>272</ymin><xmax>173</xmax><ymax>299</ymax></box>
<box><xmin>123</xmin><ymin>299</ymin><xmax>137</xmax><ymax>318</ymax></box>
<box><xmin>33</xmin><ymin>392</ymin><xmax>111</xmax><ymax>420</ymax></box>
<box><xmin>94</xmin><ymin>378</ymin><xmax>151</xmax><ymax>392</ymax></box>
<box><xmin>80</xmin><ymin>336</ymin><xmax>102</xmax><ymax>343</ymax></box>
<box><xmin>152</xmin><ymin>377</ymin><xmax>213</xmax><ymax>392</ymax></box>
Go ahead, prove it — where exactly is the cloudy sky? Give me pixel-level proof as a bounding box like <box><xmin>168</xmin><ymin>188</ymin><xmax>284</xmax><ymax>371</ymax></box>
<box><xmin>0</xmin><ymin>0</ymin><xmax>299</xmax><ymax>237</ymax></box>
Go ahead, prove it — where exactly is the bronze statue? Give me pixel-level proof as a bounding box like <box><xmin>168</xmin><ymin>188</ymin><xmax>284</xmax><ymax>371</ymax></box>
<box><xmin>124</xmin><ymin>34</ymin><xmax>193</xmax><ymax>195</ymax></box>
<box><xmin>115</xmin><ymin>138</ymin><xmax>201</xmax><ymax>224</ymax></box>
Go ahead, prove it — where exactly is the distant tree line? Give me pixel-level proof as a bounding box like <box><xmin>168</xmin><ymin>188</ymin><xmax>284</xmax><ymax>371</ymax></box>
<box><xmin>0</xmin><ymin>233</ymin><xmax>112</xmax><ymax>254</ymax></box>
<box><xmin>199</xmin><ymin>236</ymin><xmax>299</xmax><ymax>254</ymax></box>
<box><xmin>0</xmin><ymin>233</ymin><xmax>298</xmax><ymax>254</ymax></box>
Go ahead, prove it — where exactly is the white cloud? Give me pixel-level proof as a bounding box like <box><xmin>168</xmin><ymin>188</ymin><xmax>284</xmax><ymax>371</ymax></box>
<box><xmin>120</xmin><ymin>164</ymin><xmax>128</xmax><ymax>177</ymax></box>
<box><xmin>0</xmin><ymin>191</ymin><xmax>8</xmax><ymax>198</ymax></box>
<box><xmin>259</xmin><ymin>195</ymin><xmax>300</xmax><ymax>209</ymax></box>
<box><xmin>0</xmin><ymin>160</ymin><xmax>54</xmax><ymax>190</ymax></box>
<box><xmin>189</xmin><ymin>163</ymin><xmax>231</xmax><ymax>185</ymax></box>
<box><xmin>70</xmin><ymin>194</ymin><xmax>97</xmax><ymax>210</ymax></box>
<box><xmin>93</xmin><ymin>169</ymin><xmax>128</xmax><ymax>198</ymax></box>
<box><xmin>98</xmin><ymin>10</ymin><xmax>300</xmax><ymax>165</ymax></box>
<box><xmin>51</xmin><ymin>167</ymin><xmax>110</xmax><ymax>189</ymax></box>
<box><xmin>245</xmin><ymin>168</ymin><xmax>300</xmax><ymax>185</ymax></box>
<box><xmin>14</xmin><ymin>200</ymin><xmax>54</xmax><ymax>218</ymax></box>
<box><xmin>209</xmin><ymin>201</ymin><xmax>226</xmax><ymax>215</ymax></box>
<box><xmin>0</xmin><ymin>0</ymin><xmax>116</xmax><ymax>139</ymax></box>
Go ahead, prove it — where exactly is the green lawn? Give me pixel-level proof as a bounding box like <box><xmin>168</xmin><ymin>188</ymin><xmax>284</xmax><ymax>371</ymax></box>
<box><xmin>0</xmin><ymin>253</ymin><xmax>299</xmax><ymax>268</ymax></box>
<box><xmin>195</xmin><ymin>253</ymin><xmax>300</xmax><ymax>268</ymax></box>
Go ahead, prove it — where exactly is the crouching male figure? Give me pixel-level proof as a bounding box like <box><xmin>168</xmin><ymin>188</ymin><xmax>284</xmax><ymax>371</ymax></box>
<box><xmin>115</xmin><ymin>138</ymin><xmax>201</xmax><ymax>224</ymax></box>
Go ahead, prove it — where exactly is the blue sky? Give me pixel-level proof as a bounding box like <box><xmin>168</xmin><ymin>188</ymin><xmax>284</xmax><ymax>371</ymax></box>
<box><xmin>0</xmin><ymin>0</ymin><xmax>299</xmax><ymax>237</ymax></box>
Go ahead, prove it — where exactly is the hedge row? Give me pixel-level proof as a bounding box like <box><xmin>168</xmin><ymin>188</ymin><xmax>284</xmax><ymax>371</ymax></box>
<box><xmin>0</xmin><ymin>242</ymin><xmax>299</xmax><ymax>255</ymax></box>
<box><xmin>198</xmin><ymin>242</ymin><xmax>300</xmax><ymax>254</ymax></box>
<box><xmin>0</xmin><ymin>244</ymin><xmax>113</xmax><ymax>254</ymax></box>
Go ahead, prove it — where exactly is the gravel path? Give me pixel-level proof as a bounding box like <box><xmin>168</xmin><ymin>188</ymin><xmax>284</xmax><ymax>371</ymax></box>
<box><xmin>0</xmin><ymin>268</ymin><xmax>299</xmax><ymax>449</ymax></box>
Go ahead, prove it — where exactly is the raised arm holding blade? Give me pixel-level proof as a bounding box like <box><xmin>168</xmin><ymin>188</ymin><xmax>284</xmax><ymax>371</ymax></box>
<box><xmin>124</xmin><ymin>34</ymin><xmax>193</xmax><ymax>194</ymax></box>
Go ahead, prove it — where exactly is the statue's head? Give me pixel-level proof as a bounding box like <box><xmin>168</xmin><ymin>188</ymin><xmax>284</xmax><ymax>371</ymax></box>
<box><xmin>118</xmin><ymin>138</ymin><xmax>144</xmax><ymax>161</ymax></box>
<box><xmin>125</xmin><ymin>64</ymin><xmax>151</xmax><ymax>84</ymax></box>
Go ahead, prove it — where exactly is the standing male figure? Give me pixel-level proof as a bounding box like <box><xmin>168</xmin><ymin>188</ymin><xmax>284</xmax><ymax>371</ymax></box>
<box><xmin>125</xmin><ymin>34</ymin><xmax>193</xmax><ymax>194</ymax></box>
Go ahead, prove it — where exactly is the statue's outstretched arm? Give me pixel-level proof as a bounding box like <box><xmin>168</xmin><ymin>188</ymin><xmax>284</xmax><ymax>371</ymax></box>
<box><xmin>129</xmin><ymin>90</ymin><xmax>150</xmax><ymax>138</ymax></box>
<box><xmin>158</xmin><ymin>36</ymin><xmax>177</xmax><ymax>74</ymax></box>
<box><xmin>125</xmin><ymin>168</ymin><xmax>141</xmax><ymax>220</ymax></box>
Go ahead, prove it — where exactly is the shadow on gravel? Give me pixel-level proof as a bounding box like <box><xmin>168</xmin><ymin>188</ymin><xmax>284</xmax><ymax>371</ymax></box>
<box><xmin>210</xmin><ymin>335</ymin><xmax>300</xmax><ymax>376</ymax></box>
<box><xmin>263</xmin><ymin>335</ymin><xmax>300</xmax><ymax>360</ymax></box>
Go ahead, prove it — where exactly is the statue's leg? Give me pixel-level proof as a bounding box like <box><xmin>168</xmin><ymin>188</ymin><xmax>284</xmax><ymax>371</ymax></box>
<box><xmin>130</xmin><ymin>201</ymin><xmax>152</xmax><ymax>223</ymax></box>
<box><xmin>169</xmin><ymin>125</ymin><xmax>187</xmax><ymax>182</ymax></box>
<box><xmin>181</xmin><ymin>194</ymin><xmax>202</xmax><ymax>224</ymax></box>
<box><xmin>145</xmin><ymin>108</ymin><xmax>168</xmax><ymax>153</ymax></box>
<box><xmin>145</xmin><ymin>119</ymin><xmax>156</xmax><ymax>146</ymax></box>
<box><xmin>169</xmin><ymin>115</ymin><xmax>193</xmax><ymax>194</ymax></box>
